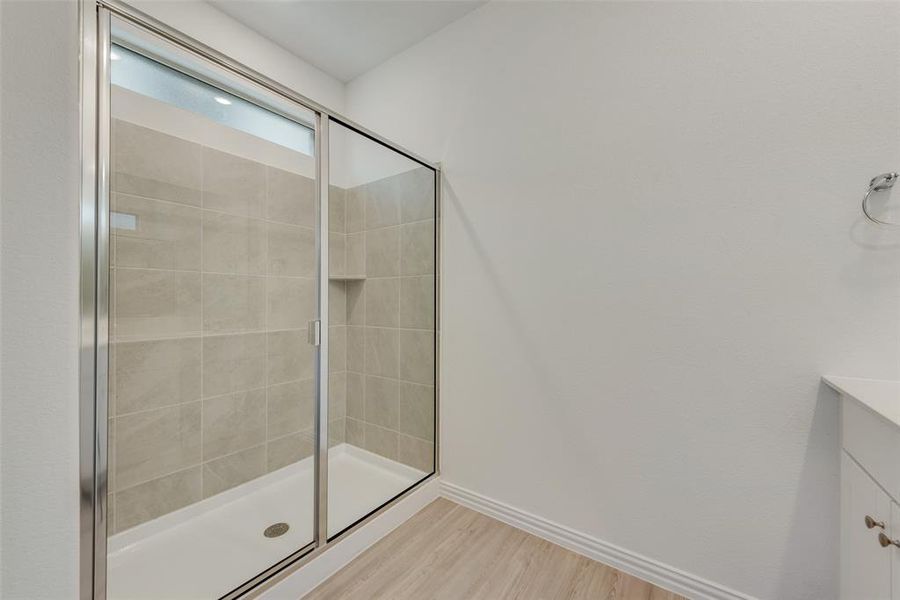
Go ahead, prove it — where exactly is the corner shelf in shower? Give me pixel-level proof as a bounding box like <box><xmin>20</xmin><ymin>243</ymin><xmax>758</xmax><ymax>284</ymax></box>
<box><xmin>329</xmin><ymin>275</ymin><xmax>366</xmax><ymax>281</ymax></box>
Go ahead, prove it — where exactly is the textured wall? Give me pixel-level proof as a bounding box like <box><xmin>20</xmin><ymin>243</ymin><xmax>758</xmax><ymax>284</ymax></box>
<box><xmin>0</xmin><ymin>2</ymin><xmax>80</xmax><ymax>598</ymax></box>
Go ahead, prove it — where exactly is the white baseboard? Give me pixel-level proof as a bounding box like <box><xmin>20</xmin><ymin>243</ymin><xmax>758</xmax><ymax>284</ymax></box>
<box><xmin>258</xmin><ymin>478</ymin><xmax>440</xmax><ymax>599</ymax></box>
<box><xmin>256</xmin><ymin>477</ymin><xmax>752</xmax><ymax>600</ymax></box>
<box><xmin>440</xmin><ymin>481</ymin><xmax>754</xmax><ymax>600</ymax></box>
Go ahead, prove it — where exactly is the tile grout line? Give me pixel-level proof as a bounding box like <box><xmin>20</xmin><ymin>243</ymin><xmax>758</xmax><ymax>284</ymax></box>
<box><xmin>113</xmin><ymin>182</ymin><xmax>439</xmax><ymax>235</ymax></box>
<box><xmin>111</xmin><ymin>326</ymin><xmax>310</xmax><ymax>343</ymax></box>
<box><xmin>111</xmin><ymin>265</ymin><xmax>317</xmax><ymax>278</ymax></box>
<box><xmin>395</xmin><ymin>220</ymin><xmax>402</xmax><ymax>462</ymax></box>
<box><xmin>108</xmin><ymin>324</ymin><xmax>438</xmax><ymax>345</ymax></box>
<box><xmin>342</xmin><ymin>185</ymin><xmax>350</xmax><ymax>445</ymax></box>
<box><xmin>110</xmin><ymin>158</ymin><xmax>118</xmax><ymax>535</ymax></box>
<box><xmin>116</xmin><ymin>436</ymin><xmax>268</xmax><ymax>496</ymax></box>
<box><xmin>113</xmin><ymin>187</ymin><xmax>321</xmax><ymax>229</ymax></box>
<box><xmin>362</xmin><ymin>191</ymin><xmax>368</xmax><ymax>453</ymax></box>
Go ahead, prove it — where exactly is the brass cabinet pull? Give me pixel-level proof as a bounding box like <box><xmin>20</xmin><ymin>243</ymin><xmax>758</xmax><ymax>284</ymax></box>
<box><xmin>878</xmin><ymin>533</ymin><xmax>900</xmax><ymax>548</ymax></box>
<box><xmin>866</xmin><ymin>515</ymin><xmax>886</xmax><ymax>530</ymax></box>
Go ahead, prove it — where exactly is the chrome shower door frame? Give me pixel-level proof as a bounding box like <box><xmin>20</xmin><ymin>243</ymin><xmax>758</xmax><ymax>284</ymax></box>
<box><xmin>79</xmin><ymin>1</ymin><xmax>442</xmax><ymax>599</ymax></box>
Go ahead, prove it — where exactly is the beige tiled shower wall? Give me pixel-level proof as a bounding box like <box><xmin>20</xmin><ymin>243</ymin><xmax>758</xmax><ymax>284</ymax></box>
<box><xmin>107</xmin><ymin>120</ymin><xmax>436</xmax><ymax>535</ymax></box>
<box><xmin>108</xmin><ymin>120</ymin><xmax>336</xmax><ymax>534</ymax></box>
<box><xmin>338</xmin><ymin>168</ymin><xmax>437</xmax><ymax>474</ymax></box>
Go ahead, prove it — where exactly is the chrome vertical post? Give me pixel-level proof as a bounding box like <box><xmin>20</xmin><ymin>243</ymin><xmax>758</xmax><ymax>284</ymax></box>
<box><xmin>93</xmin><ymin>7</ymin><xmax>112</xmax><ymax>599</ymax></box>
<box><xmin>79</xmin><ymin>0</ymin><xmax>100</xmax><ymax>597</ymax></box>
<box><xmin>315</xmin><ymin>113</ymin><xmax>330</xmax><ymax>544</ymax></box>
<box><xmin>433</xmin><ymin>166</ymin><xmax>442</xmax><ymax>476</ymax></box>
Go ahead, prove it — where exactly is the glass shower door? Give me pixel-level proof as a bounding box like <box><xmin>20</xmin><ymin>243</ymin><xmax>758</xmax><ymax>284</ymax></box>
<box><xmin>326</xmin><ymin>121</ymin><xmax>437</xmax><ymax>538</ymax></box>
<box><xmin>105</xmin><ymin>18</ymin><xmax>320</xmax><ymax>599</ymax></box>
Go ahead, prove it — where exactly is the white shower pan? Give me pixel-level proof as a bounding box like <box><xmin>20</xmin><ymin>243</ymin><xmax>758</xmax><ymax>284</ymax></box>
<box><xmin>107</xmin><ymin>444</ymin><xmax>425</xmax><ymax>600</ymax></box>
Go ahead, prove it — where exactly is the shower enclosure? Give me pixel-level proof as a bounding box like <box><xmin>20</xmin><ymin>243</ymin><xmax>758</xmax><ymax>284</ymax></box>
<box><xmin>79</xmin><ymin>3</ymin><xmax>439</xmax><ymax>598</ymax></box>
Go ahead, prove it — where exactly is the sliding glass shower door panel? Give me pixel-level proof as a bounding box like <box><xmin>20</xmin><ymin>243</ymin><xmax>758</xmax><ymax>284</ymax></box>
<box><xmin>326</xmin><ymin>121</ymin><xmax>437</xmax><ymax>539</ymax></box>
<box><xmin>105</xmin><ymin>18</ymin><xmax>319</xmax><ymax>599</ymax></box>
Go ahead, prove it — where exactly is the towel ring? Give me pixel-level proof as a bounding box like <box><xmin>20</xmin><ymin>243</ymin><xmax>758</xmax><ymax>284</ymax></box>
<box><xmin>862</xmin><ymin>172</ymin><xmax>899</xmax><ymax>226</ymax></box>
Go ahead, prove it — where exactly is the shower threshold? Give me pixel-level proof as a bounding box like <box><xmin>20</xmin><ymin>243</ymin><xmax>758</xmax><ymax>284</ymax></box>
<box><xmin>107</xmin><ymin>444</ymin><xmax>425</xmax><ymax>600</ymax></box>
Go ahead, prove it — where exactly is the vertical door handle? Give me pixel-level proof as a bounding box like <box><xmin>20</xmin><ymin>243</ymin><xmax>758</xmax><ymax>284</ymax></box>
<box><xmin>308</xmin><ymin>320</ymin><xmax>321</xmax><ymax>346</ymax></box>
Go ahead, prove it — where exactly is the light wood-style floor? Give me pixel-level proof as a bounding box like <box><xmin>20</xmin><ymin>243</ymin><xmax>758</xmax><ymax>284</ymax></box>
<box><xmin>305</xmin><ymin>498</ymin><xmax>685</xmax><ymax>600</ymax></box>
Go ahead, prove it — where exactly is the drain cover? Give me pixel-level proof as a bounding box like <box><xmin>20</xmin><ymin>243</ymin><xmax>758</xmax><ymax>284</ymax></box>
<box><xmin>264</xmin><ymin>522</ymin><xmax>290</xmax><ymax>538</ymax></box>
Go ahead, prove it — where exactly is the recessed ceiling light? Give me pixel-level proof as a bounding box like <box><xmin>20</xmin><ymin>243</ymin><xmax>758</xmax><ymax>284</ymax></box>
<box><xmin>109</xmin><ymin>50</ymin><xmax>121</xmax><ymax>61</ymax></box>
<box><xmin>214</xmin><ymin>96</ymin><xmax>232</xmax><ymax>105</ymax></box>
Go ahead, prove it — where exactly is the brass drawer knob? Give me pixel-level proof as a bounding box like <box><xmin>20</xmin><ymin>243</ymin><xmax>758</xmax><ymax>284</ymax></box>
<box><xmin>878</xmin><ymin>533</ymin><xmax>900</xmax><ymax>548</ymax></box>
<box><xmin>866</xmin><ymin>515</ymin><xmax>886</xmax><ymax>530</ymax></box>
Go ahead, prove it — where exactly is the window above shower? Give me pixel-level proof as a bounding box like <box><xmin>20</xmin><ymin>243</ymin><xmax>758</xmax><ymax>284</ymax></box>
<box><xmin>110</xmin><ymin>43</ymin><xmax>314</xmax><ymax>156</ymax></box>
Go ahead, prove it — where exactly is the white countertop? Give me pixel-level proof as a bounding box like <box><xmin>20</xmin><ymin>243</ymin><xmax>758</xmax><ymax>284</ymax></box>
<box><xmin>824</xmin><ymin>376</ymin><xmax>900</xmax><ymax>428</ymax></box>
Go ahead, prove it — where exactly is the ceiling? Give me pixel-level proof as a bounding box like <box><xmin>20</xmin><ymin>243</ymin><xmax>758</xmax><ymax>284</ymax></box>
<box><xmin>209</xmin><ymin>0</ymin><xmax>486</xmax><ymax>82</ymax></box>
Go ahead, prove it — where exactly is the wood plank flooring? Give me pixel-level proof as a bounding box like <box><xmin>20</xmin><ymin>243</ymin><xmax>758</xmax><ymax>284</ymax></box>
<box><xmin>304</xmin><ymin>498</ymin><xmax>685</xmax><ymax>600</ymax></box>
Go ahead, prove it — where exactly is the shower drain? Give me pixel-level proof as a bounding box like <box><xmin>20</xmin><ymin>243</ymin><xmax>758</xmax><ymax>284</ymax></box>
<box><xmin>264</xmin><ymin>522</ymin><xmax>290</xmax><ymax>538</ymax></box>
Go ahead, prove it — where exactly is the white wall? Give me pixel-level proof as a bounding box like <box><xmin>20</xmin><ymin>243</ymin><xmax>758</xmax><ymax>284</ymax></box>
<box><xmin>1</xmin><ymin>2</ymin><xmax>80</xmax><ymax>598</ymax></box>
<box><xmin>130</xmin><ymin>0</ymin><xmax>345</xmax><ymax>112</ymax></box>
<box><xmin>0</xmin><ymin>2</ymin><xmax>346</xmax><ymax>598</ymax></box>
<box><xmin>346</xmin><ymin>3</ymin><xmax>900</xmax><ymax>598</ymax></box>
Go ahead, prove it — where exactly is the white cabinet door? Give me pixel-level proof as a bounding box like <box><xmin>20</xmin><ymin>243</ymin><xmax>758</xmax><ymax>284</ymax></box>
<box><xmin>842</xmin><ymin>452</ymin><xmax>891</xmax><ymax>600</ymax></box>
<box><xmin>891</xmin><ymin>502</ymin><xmax>900</xmax><ymax>600</ymax></box>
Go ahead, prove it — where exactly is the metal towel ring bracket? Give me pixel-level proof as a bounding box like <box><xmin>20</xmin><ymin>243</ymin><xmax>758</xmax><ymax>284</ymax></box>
<box><xmin>862</xmin><ymin>172</ymin><xmax>900</xmax><ymax>226</ymax></box>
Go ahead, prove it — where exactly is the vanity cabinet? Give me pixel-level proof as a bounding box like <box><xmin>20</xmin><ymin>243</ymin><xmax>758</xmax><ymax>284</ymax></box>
<box><xmin>841</xmin><ymin>452</ymin><xmax>891</xmax><ymax>599</ymax></box>
<box><xmin>829</xmin><ymin>377</ymin><xmax>900</xmax><ymax>600</ymax></box>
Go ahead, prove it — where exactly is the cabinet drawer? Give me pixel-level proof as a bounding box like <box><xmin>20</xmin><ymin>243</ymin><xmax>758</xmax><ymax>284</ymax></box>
<box><xmin>843</xmin><ymin>398</ymin><xmax>900</xmax><ymax>502</ymax></box>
